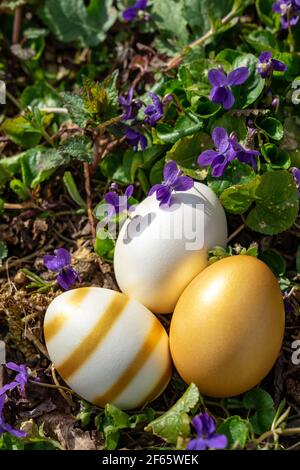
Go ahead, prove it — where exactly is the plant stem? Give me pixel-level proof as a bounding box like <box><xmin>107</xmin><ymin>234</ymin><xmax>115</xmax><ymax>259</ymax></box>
<box><xmin>166</xmin><ymin>7</ymin><xmax>240</xmax><ymax>70</ymax></box>
<box><xmin>83</xmin><ymin>162</ymin><xmax>96</xmax><ymax>243</ymax></box>
<box><xmin>255</xmin><ymin>427</ymin><xmax>300</xmax><ymax>446</ymax></box>
<box><xmin>227</xmin><ymin>223</ymin><xmax>245</xmax><ymax>242</ymax></box>
<box><xmin>5</xmin><ymin>90</ymin><xmax>22</xmax><ymax>111</ymax></box>
<box><xmin>12</xmin><ymin>6</ymin><xmax>22</xmax><ymax>44</ymax></box>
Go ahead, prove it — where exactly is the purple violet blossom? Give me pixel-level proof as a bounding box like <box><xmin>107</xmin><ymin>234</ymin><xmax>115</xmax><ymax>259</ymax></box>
<box><xmin>0</xmin><ymin>395</ymin><xmax>26</xmax><ymax>438</ymax></box>
<box><xmin>257</xmin><ymin>51</ymin><xmax>287</xmax><ymax>78</ymax></box>
<box><xmin>149</xmin><ymin>161</ymin><xmax>194</xmax><ymax>207</ymax></box>
<box><xmin>119</xmin><ymin>86</ymin><xmax>142</xmax><ymax>121</ymax></box>
<box><xmin>125</xmin><ymin>128</ymin><xmax>147</xmax><ymax>151</ymax></box>
<box><xmin>0</xmin><ymin>363</ymin><xmax>28</xmax><ymax>397</ymax></box>
<box><xmin>187</xmin><ymin>413</ymin><xmax>227</xmax><ymax>451</ymax></box>
<box><xmin>123</xmin><ymin>0</ymin><xmax>148</xmax><ymax>21</ymax></box>
<box><xmin>104</xmin><ymin>185</ymin><xmax>134</xmax><ymax>223</ymax></box>
<box><xmin>43</xmin><ymin>248</ymin><xmax>81</xmax><ymax>291</ymax></box>
<box><xmin>208</xmin><ymin>66</ymin><xmax>249</xmax><ymax>110</ymax></box>
<box><xmin>198</xmin><ymin>127</ymin><xmax>260</xmax><ymax>177</ymax></box>
<box><xmin>272</xmin><ymin>0</ymin><xmax>300</xmax><ymax>28</ymax></box>
<box><xmin>144</xmin><ymin>92</ymin><xmax>164</xmax><ymax>127</ymax></box>
<box><xmin>291</xmin><ymin>167</ymin><xmax>300</xmax><ymax>196</ymax></box>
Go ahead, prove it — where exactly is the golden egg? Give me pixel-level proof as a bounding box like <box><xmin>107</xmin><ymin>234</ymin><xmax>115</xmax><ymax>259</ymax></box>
<box><xmin>169</xmin><ymin>255</ymin><xmax>285</xmax><ymax>397</ymax></box>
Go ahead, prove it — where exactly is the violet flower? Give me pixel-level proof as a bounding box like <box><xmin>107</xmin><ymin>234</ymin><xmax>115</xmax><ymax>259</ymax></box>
<box><xmin>187</xmin><ymin>413</ymin><xmax>227</xmax><ymax>450</ymax></box>
<box><xmin>125</xmin><ymin>128</ymin><xmax>147</xmax><ymax>151</ymax></box>
<box><xmin>291</xmin><ymin>167</ymin><xmax>300</xmax><ymax>196</ymax></box>
<box><xmin>198</xmin><ymin>127</ymin><xmax>260</xmax><ymax>177</ymax></box>
<box><xmin>104</xmin><ymin>185</ymin><xmax>134</xmax><ymax>223</ymax></box>
<box><xmin>257</xmin><ymin>51</ymin><xmax>287</xmax><ymax>78</ymax></box>
<box><xmin>0</xmin><ymin>363</ymin><xmax>28</xmax><ymax>397</ymax></box>
<box><xmin>43</xmin><ymin>248</ymin><xmax>81</xmax><ymax>291</ymax></box>
<box><xmin>123</xmin><ymin>0</ymin><xmax>148</xmax><ymax>21</ymax></box>
<box><xmin>144</xmin><ymin>92</ymin><xmax>164</xmax><ymax>127</ymax></box>
<box><xmin>119</xmin><ymin>86</ymin><xmax>142</xmax><ymax>121</ymax></box>
<box><xmin>208</xmin><ymin>66</ymin><xmax>249</xmax><ymax>110</ymax></box>
<box><xmin>0</xmin><ymin>395</ymin><xmax>26</xmax><ymax>438</ymax></box>
<box><xmin>272</xmin><ymin>0</ymin><xmax>300</xmax><ymax>28</ymax></box>
<box><xmin>149</xmin><ymin>161</ymin><xmax>194</xmax><ymax>207</ymax></box>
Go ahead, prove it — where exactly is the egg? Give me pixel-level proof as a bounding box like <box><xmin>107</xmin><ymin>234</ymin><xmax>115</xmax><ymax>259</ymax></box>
<box><xmin>44</xmin><ymin>287</ymin><xmax>172</xmax><ymax>410</ymax></box>
<box><xmin>114</xmin><ymin>182</ymin><xmax>227</xmax><ymax>313</ymax></box>
<box><xmin>170</xmin><ymin>255</ymin><xmax>285</xmax><ymax>397</ymax></box>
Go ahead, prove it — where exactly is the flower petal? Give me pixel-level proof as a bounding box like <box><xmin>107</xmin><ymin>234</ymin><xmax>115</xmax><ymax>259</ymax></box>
<box><xmin>212</xmin><ymin>127</ymin><xmax>229</xmax><ymax>152</ymax></box>
<box><xmin>227</xmin><ymin>67</ymin><xmax>249</xmax><ymax>86</ymax></box>
<box><xmin>187</xmin><ymin>437</ymin><xmax>207</xmax><ymax>451</ymax></box>
<box><xmin>54</xmin><ymin>248</ymin><xmax>71</xmax><ymax>268</ymax></box>
<box><xmin>156</xmin><ymin>186</ymin><xmax>172</xmax><ymax>206</ymax></box>
<box><xmin>104</xmin><ymin>191</ymin><xmax>120</xmax><ymax>211</ymax></box>
<box><xmin>211</xmin><ymin>154</ymin><xmax>229</xmax><ymax>177</ymax></box>
<box><xmin>172</xmin><ymin>175</ymin><xmax>194</xmax><ymax>192</ymax></box>
<box><xmin>208</xmin><ymin>68</ymin><xmax>227</xmax><ymax>87</ymax></box>
<box><xmin>57</xmin><ymin>267</ymin><xmax>77</xmax><ymax>290</ymax></box>
<box><xmin>272</xmin><ymin>59</ymin><xmax>287</xmax><ymax>72</ymax></box>
<box><xmin>125</xmin><ymin>184</ymin><xmax>134</xmax><ymax>199</ymax></box>
<box><xmin>148</xmin><ymin>184</ymin><xmax>163</xmax><ymax>196</ymax></box>
<box><xmin>208</xmin><ymin>434</ymin><xmax>228</xmax><ymax>449</ymax></box>
<box><xmin>259</xmin><ymin>51</ymin><xmax>272</xmax><ymax>63</ymax></box>
<box><xmin>163</xmin><ymin>161</ymin><xmax>179</xmax><ymax>183</ymax></box>
<box><xmin>197</xmin><ymin>150</ymin><xmax>219</xmax><ymax>167</ymax></box>
<box><xmin>210</xmin><ymin>86</ymin><xmax>235</xmax><ymax>109</ymax></box>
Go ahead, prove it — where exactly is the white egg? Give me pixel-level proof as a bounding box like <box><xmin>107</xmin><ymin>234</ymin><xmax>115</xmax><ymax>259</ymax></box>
<box><xmin>44</xmin><ymin>287</ymin><xmax>172</xmax><ymax>410</ymax></box>
<box><xmin>114</xmin><ymin>182</ymin><xmax>227</xmax><ymax>314</ymax></box>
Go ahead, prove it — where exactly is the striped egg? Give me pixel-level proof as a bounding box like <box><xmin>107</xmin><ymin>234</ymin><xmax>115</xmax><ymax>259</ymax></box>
<box><xmin>44</xmin><ymin>287</ymin><xmax>172</xmax><ymax>410</ymax></box>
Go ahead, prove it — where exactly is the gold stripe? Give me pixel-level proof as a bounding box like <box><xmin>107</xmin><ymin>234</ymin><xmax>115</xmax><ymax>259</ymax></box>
<box><xmin>56</xmin><ymin>294</ymin><xmax>128</xmax><ymax>380</ymax></box>
<box><xmin>68</xmin><ymin>287</ymin><xmax>91</xmax><ymax>305</ymax></box>
<box><xmin>137</xmin><ymin>362</ymin><xmax>172</xmax><ymax>408</ymax></box>
<box><xmin>44</xmin><ymin>313</ymin><xmax>68</xmax><ymax>342</ymax></box>
<box><xmin>93</xmin><ymin>320</ymin><xmax>164</xmax><ymax>407</ymax></box>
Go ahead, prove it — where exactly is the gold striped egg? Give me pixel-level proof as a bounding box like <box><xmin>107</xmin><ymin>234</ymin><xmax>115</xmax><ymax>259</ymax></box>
<box><xmin>44</xmin><ymin>287</ymin><xmax>172</xmax><ymax>410</ymax></box>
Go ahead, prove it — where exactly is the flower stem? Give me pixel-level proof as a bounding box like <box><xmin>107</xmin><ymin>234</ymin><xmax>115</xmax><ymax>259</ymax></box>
<box><xmin>166</xmin><ymin>6</ymin><xmax>240</xmax><ymax>70</ymax></box>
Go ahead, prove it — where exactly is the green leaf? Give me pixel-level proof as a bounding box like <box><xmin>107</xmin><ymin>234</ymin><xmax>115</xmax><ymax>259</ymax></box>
<box><xmin>1</xmin><ymin>116</ymin><xmax>42</xmax><ymax>149</ymax></box>
<box><xmin>122</xmin><ymin>149</ymin><xmax>143</xmax><ymax>183</ymax></box>
<box><xmin>61</xmin><ymin>92</ymin><xmax>90</xmax><ymax>127</ymax></box>
<box><xmin>166</xmin><ymin>132</ymin><xmax>211</xmax><ymax>179</ymax></box>
<box><xmin>156</xmin><ymin>111</ymin><xmax>203</xmax><ymax>143</ymax></box>
<box><xmin>258</xmin><ymin>249</ymin><xmax>286</xmax><ymax>277</ymax></box>
<box><xmin>213</xmin><ymin>114</ymin><xmax>247</xmax><ymax>141</ymax></box>
<box><xmin>256</xmin><ymin>117</ymin><xmax>284</xmax><ymax>141</ymax></box>
<box><xmin>232</xmin><ymin>54</ymin><xmax>265</xmax><ymax>108</ymax></box>
<box><xmin>21</xmin><ymin>146</ymin><xmax>68</xmax><ymax>188</ymax></box>
<box><xmin>38</xmin><ymin>0</ymin><xmax>117</xmax><ymax>47</ymax></box>
<box><xmin>149</xmin><ymin>158</ymin><xmax>165</xmax><ymax>186</ymax></box>
<box><xmin>0</xmin><ymin>154</ymin><xmax>23</xmax><ymax>188</ymax></box>
<box><xmin>208</xmin><ymin>161</ymin><xmax>256</xmax><ymax>197</ymax></box>
<box><xmin>82</xmin><ymin>73</ymin><xmax>119</xmax><ymax>120</ymax></box>
<box><xmin>60</xmin><ymin>136</ymin><xmax>93</xmax><ymax>163</ymax></box>
<box><xmin>9</xmin><ymin>178</ymin><xmax>31</xmax><ymax>201</ymax></box>
<box><xmin>255</xmin><ymin>0</ymin><xmax>276</xmax><ymax>27</ymax></box>
<box><xmin>145</xmin><ymin>383</ymin><xmax>200</xmax><ymax>444</ymax></box>
<box><xmin>0</xmin><ymin>240</ymin><xmax>8</xmax><ymax>262</ymax></box>
<box><xmin>63</xmin><ymin>171</ymin><xmax>86</xmax><ymax>209</ymax></box>
<box><xmin>94</xmin><ymin>227</ymin><xmax>115</xmax><ymax>260</ymax></box>
<box><xmin>261</xmin><ymin>143</ymin><xmax>291</xmax><ymax>170</ymax></box>
<box><xmin>218</xmin><ymin>416</ymin><xmax>249</xmax><ymax>449</ymax></box>
<box><xmin>245</xmin><ymin>30</ymin><xmax>279</xmax><ymax>53</ymax></box>
<box><xmin>100</xmin><ymin>404</ymin><xmax>154</xmax><ymax>450</ymax></box>
<box><xmin>243</xmin><ymin>389</ymin><xmax>275</xmax><ymax>435</ymax></box>
<box><xmin>20</xmin><ymin>81</ymin><xmax>61</xmax><ymax>109</ymax></box>
<box><xmin>152</xmin><ymin>0</ymin><xmax>189</xmax><ymax>53</ymax></box>
<box><xmin>182</xmin><ymin>0</ymin><xmax>235</xmax><ymax>38</ymax></box>
<box><xmin>246</xmin><ymin>171</ymin><xmax>299</xmax><ymax>235</ymax></box>
<box><xmin>220</xmin><ymin>176</ymin><xmax>261</xmax><ymax>214</ymax></box>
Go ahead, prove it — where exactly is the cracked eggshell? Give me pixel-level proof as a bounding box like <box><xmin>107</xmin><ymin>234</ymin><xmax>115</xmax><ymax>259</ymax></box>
<box><xmin>170</xmin><ymin>255</ymin><xmax>285</xmax><ymax>397</ymax></box>
<box><xmin>114</xmin><ymin>182</ymin><xmax>228</xmax><ymax>313</ymax></box>
<box><xmin>44</xmin><ymin>287</ymin><xmax>172</xmax><ymax>410</ymax></box>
